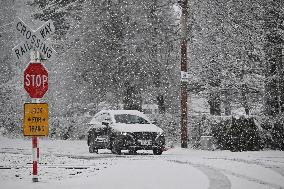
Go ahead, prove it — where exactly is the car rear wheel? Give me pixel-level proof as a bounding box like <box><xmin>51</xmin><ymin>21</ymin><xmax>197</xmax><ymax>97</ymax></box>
<box><xmin>153</xmin><ymin>148</ymin><xmax>163</xmax><ymax>155</ymax></box>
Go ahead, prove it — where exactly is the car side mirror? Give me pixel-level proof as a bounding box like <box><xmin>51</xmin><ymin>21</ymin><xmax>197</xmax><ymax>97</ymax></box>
<box><xmin>152</xmin><ymin>120</ymin><xmax>158</xmax><ymax>125</ymax></box>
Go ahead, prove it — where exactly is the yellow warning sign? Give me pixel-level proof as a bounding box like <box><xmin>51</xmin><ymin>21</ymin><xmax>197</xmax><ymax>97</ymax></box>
<box><xmin>23</xmin><ymin>103</ymin><xmax>48</xmax><ymax>136</ymax></box>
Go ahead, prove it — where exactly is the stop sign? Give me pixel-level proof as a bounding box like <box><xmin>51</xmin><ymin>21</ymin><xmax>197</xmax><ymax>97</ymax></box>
<box><xmin>24</xmin><ymin>63</ymin><xmax>48</xmax><ymax>98</ymax></box>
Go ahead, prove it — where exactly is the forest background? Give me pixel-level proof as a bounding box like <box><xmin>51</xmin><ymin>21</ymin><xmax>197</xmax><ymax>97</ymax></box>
<box><xmin>0</xmin><ymin>0</ymin><xmax>283</xmax><ymax>148</ymax></box>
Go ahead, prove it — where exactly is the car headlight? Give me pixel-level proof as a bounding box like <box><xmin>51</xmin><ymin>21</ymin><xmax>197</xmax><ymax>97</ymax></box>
<box><xmin>158</xmin><ymin>132</ymin><xmax>164</xmax><ymax>137</ymax></box>
<box><xmin>155</xmin><ymin>132</ymin><xmax>165</xmax><ymax>145</ymax></box>
<box><xmin>121</xmin><ymin>132</ymin><xmax>127</xmax><ymax>136</ymax></box>
<box><xmin>156</xmin><ymin>132</ymin><xmax>165</xmax><ymax>140</ymax></box>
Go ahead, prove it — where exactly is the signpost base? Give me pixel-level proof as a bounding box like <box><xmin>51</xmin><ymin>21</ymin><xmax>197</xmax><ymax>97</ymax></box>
<box><xmin>32</xmin><ymin>136</ymin><xmax>39</xmax><ymax>182</ymax></box>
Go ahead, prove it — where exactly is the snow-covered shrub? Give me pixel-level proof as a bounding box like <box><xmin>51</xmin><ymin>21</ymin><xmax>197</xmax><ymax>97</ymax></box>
<box><xmin>211</xmin><ymin>116</ymin><xmax>263</xmax><ymax>151</ymax></box>
<box><xmin>271</xmin><ymin>122</ymin><xmax>284</xmax><ymax>150</ymax></box>
<box><xmin>230</xmin><ymin>117</ymin><xmax>263</xmax><ymax>151</ymax></box>
<box><xmin>260</xmin><ymin>113</ymin><xmax>284</xmax><ymax>150</ymax></box>
<box><xmin>211</xmin><ymin>118</ymin><xmax>231</xmax><ymax>150</ymax></box>
<box><xmin>189</xmin><ymin>115</ymin><xmax>231</xmax><ymax>149</ymax></box>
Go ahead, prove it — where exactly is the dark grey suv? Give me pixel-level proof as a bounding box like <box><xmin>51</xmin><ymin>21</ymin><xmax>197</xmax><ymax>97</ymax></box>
<box><xmin>87</xmin><ymin>110</ymin><xmax>165</xmax><ymax>155</ymax></box>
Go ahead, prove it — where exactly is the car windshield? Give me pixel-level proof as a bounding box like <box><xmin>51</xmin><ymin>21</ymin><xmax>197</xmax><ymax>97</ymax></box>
<box><xmin>114</xmin><ymin>114</ymin><xmax>150</xmax><ymax>124</ymax></box>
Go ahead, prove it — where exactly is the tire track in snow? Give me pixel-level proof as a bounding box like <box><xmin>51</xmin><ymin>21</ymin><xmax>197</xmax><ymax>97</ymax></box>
<box><xmin>219</xmin><ymin>168</ymin><xmax>284</xmax><ymax>189</ymax></box>
<box><xmin>54</xmin><ymin>153</ymin><xmax>125</xmax><ymax>160</ymax></box>
<box><xmin>170</xmin><ymin>159</ymin><xmax>284</xmax><ymax>189</ymax></box>
<box><xmin>204</xmin><ymin>157</ymin><xmax>284</xmax><ymax>178</ymax></box>
<box><xmin>169</xmin><ymin>160</ymin><xmax>231</xmax><ymax>189</ymax></box>
<box><xmin>0</xmin><ymin>148</ymin><xmax>124</xmax><ymax>160</ymax></box>
<box><xmin>0</xmin><ymin>152</ymin><xmax>115</xmax><ymax>182</ymax></box>
<box><xmin>222</xmin><ymin>170</ymin><xmax>284</xmax><ymax>189</ymax></box>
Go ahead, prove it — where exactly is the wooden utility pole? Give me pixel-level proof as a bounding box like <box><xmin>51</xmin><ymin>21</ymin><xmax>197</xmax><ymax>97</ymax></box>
<box><xmin>180</xmin><ymin>0</ymin><xmax>188</xmax><ymax>148</ymax></box>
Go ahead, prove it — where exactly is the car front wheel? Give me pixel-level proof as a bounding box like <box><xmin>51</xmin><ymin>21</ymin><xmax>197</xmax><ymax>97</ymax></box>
<box><xmin>89</xmin><ymin>146</ymin><xmax>98</xmax><ymax>153</ymax></box>
<box><xmin>153</xmin><ymin>148</ymin><xmax>163</xmax><ymax>155</ymax></box>
<box><xmin>111</xmin><ymin>139</ymin><xmax>122</xmax><ymax>155</ymax></box>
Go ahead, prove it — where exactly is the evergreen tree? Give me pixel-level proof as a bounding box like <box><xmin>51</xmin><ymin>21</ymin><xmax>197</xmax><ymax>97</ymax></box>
<box><xmin>263</xmin><ymin>0</ymin><xmax>284</xmax><ymax>115</ymax></box>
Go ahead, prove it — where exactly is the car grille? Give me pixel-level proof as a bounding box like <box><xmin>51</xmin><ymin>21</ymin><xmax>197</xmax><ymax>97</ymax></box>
<box><xmin>132</xmin><ymin>132</ymin><xmax>158</xmax><ymax>141</ymax></box>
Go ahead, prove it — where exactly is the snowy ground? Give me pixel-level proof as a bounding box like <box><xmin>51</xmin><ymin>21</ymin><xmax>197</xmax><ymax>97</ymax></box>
<box><xmin>1</xmin><ymin>136</ymin><xmax>284</xmax><ymax>189</ymax></box>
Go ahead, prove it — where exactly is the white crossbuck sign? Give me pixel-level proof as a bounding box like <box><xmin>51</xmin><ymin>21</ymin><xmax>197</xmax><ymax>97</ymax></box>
<box><xmin>13</xmin><ymin>17</ymin><xmax>56</xmax><ymax>60</ymax></box>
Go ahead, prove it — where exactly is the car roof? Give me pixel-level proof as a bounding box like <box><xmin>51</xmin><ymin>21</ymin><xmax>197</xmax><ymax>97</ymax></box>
<box><xmin>89</xmin><ymin>110</ymin><xmax>149</xmax><ymax>125</ymax></box>
<box><xmin>99</xmin><ymin>109</ymin><xmax>145</xmax><ymax>116</ymax></box>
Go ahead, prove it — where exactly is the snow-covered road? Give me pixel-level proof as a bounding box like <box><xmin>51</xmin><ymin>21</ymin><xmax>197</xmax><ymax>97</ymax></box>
<box><xmin>1</xmin><ymin>136</ymin><xmax>284</xmax><ymax>189</ymax></box>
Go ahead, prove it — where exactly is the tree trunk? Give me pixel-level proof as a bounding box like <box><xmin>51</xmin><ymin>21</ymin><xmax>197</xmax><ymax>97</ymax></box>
<box><xmin>208</xmin><ymin>93</ymin><xmax>221</xmax><ymax>116</ymax></box>
<box><xmin>240</xmin><ymin>70</ymin><xmax>250</xmax><ymax>116</ymax></box>
<box><xmin>241</xmin><ymin>85</ymin><xmax>250</xmax><ymax>116</ymax></box>
<box><xmin>123</xmin><ymin>82</ymin><xmax>142</xmax><ymax>111</ymax></box>
<box><xmin>157</xmin><ymin>94</ymin><xmax>166</xmax><ymax>114</ymax></box>
<box><xmin>223</xmin><ymin>90</ymin><xmax>232</xmax><ymax>116</ymax></box>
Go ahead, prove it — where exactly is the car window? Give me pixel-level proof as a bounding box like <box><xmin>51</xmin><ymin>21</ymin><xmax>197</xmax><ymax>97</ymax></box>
<box><xmin>114</xmin><ymin>114</ymin><xmax>149</xmax><ymax>124</ymax></box>
<box><xmin>97</xmin><ymin>113</ymin><xmax>111</xmax><ymax>122</ymax></box>
<box><xmin>95</xmin><ymin>114</ymin><xmax>103</xmax><ymax>122</ymax></box>
<box><xmin>89</xmin><ymin>114</ymin><xmax>100</xmax><ymax>124</ymax></box>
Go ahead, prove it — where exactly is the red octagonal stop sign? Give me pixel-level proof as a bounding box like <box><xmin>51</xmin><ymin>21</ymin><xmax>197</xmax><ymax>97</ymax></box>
<box><xmin>24</xmin><ymin>63</ymin><xmax>48</xmax><ymax>98</ymax></box>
